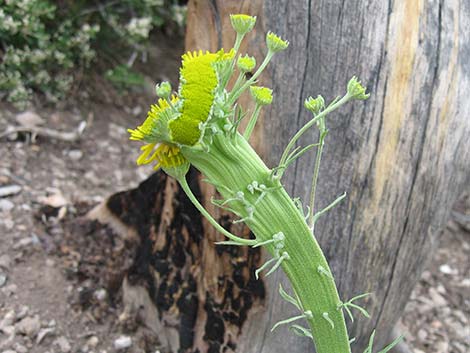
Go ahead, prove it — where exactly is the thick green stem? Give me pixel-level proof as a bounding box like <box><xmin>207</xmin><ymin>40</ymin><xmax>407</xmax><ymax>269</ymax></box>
<box><xmin>181</xmin><ymin>133</ymin><xmax>351</xmax><ymax>353</ymax></box>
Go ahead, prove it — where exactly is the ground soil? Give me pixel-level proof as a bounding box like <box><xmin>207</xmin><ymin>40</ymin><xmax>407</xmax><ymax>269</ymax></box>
<box><xmin>0</xmin><ymin>34</ymin><xmax>468</xmax><ymax>353</ymax></box>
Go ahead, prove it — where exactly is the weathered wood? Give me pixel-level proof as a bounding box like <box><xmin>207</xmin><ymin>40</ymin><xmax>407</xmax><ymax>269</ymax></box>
<box><xmin>91</xmin><ymin>0</ymin><xmax>470</xmax><ymax>352</ymax></box>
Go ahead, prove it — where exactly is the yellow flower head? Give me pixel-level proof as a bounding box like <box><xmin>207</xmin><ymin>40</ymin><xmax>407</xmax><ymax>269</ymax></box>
<box><xmin>250</xmin><ymin>86</ymin><xmax>273</xmax><ymax>105</ymax></box>
<box><xmin>128</xmin><ymin>97</ymin><xmax>176</xmax><ymax>142</ymax></box>
<box><xmin>169</xmin><ymin>49</ymin><xmax>229</xmax><ymax>146</ymax></box>
<box><xmin>136</xmin><ymin>142</ymin><xmax>186</xmax><ymax>170</ymax></box>
<box><xmin>237</xmin><ymin>54</ymin><xmax>256</xmax><ymax>72</ymax></box>
<box><xmin>230</xmin><ymin>14</ymin><xmax>256</xmax><ymax>35</ymax></box>
<box><xmin>266</xmin><ymin>31</ymin><xmax>289</xmax><ymax>53</ymax></box>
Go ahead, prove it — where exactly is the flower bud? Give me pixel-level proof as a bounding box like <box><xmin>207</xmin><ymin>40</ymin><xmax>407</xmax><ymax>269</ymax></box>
<box><xmin>230</xmin><ymin>14</ymin><xmax>256</xmax><ymax>36</ymax></box>
<box><xmin>266</xmin><ymin>31</ymin><xmax>289</xmax><ymax>53</ymax></box>
<box><xmin>304</xmin><ymin>95</ymin><xmax>325</xmax><ymax>115</ymax></box>
<box><xmin>155</xmin><ymin>81</ymin><xmax>172</xmax><ymax>99</ymax></box>
<box><xmin>237</xmin><ymin>54</ymin><xmax>256</xmax><ymax>72</ymax></box>
<box><xmin>347</xmin><ymin>76</ymin><xmax>369</xmax><ymax>100</ymax></box>
<box><xmin>250</xmin><ymin>86</ymin><xmax>273</xmax><ymax>106</ymax></box>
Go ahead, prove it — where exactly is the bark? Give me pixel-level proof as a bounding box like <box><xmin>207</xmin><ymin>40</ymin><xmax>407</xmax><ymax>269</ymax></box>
<box><xmin>89</xmin><ymin>0</ymin><xmax>470</xmax><ymax>352</ymax></box>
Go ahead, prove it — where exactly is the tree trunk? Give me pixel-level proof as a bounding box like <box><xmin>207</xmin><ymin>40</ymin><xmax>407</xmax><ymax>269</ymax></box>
<box><xmin>89</xmin><ymin>0</ymin><xmax>470</xmax><ymax>352</ymax></box>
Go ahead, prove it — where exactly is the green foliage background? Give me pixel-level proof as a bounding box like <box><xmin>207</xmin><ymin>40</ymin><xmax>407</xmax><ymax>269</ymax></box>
<box><xmin>0</xmin><ymin>0</ymin><xmax>186</xmax><ymax>109</ymax></box>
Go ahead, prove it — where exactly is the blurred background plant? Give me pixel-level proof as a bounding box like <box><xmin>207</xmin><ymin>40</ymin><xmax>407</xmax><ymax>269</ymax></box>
<box><xmin>0</xmin><ymin>0</ymin><xmax>186</xmax><ymax>109</ymax></box>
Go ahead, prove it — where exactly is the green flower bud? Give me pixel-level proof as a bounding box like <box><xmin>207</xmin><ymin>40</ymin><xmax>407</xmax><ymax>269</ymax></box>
<box><xmin>155</xmin><ymin>81</ymin><xmax>172</xmax><ymax>99</ymax></box>
<box><xmin>304</xmin><ymin>95</ymin><xmax>325</xmax><ymax>115</ymax></box>
<box><xmin>230</xmin><ymin>14</ymin><xmax>256</xmax><ymax>36</ymax></box>
<box><xmin>347</xmin><ymin>76</ymin><xmax>369</xmax><ymax>100</ymax></box>
<box><xmin>237</xmin><ymin>54</ymin><xmax>256</xmax><ymax>72</ymax></box>
<box><xmin>250</xmin><ymin>86</ymin><xmax>273</xmax><ymax>106</ymax></box>
<box><xmin>266</xmin><ymin>31</ymin><xmax>289</xmax><ymax>53</ymax></box>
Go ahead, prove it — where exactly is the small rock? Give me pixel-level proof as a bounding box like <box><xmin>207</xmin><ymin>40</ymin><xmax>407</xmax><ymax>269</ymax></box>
<box><xmin>428</xmin><ymin>287</ymin><xmax>447</xmax><ymax>307</ymax></box>
<box><xmin>13</xmin><ymin>237</ymin><xmax>33</xmax><ymax>249</ymax></box>
<box><xmin>48</xmin><ymin>319</ymin><xmax>56</xmax><ymax>327</ymax></box>
<box><xmin>87</xmin><ymin>336</ymin><xmax>99</xmax><ymax>348</ymax></box>
<box><xmin>4</xmin><ymin>218</ymin><xmax>14</xmax><ymax>230</ymax></box>
<box><xmin>68</xmin><ymin>150</ymin><xmax>83</xmax><ymax>161</ymax></box>
<box><xmin>94</xmin><ymin>288</ymin><xmax>107</xmax><ymax>301</ymax></box>
<box><xmin>1</xmin><ymin>350</ymin><xmax>17</xmax><ymax>353</ymax></box>
<box><xmin>439</xmin><ymin>264</ymin><xmax>458</xmax><ymax>275</ymax></box>
<box><xmin>114</xmin><ymin>336</ymin><xmax>132</xmax><ymax>350</ymax></box>
<box><xmin>1</xmin><ymin>325</ymin><xmax>15</xmax><ymax>336</ymax></box>
<box><xmin>16</xmin><ymin>306</ymin><xmax>29</xmax><ymax>320</ymax></box>
<box><xmin>1</xmin><ymin>310</ymin><xmax>16</xmax><ymax>327</ymax></box>
<box><xmin>38</xmin><ymin>192</ymin><xmax>68</xmax><ymax>208</ymax></box>
<box><xmin>0</xmin><ymin>199</ymin><xmax>14</xmax><ymax>212</ymax></box>
<box><xmin>16</xmin><ymin>111</ymin><xmax>45</xmax><ymax>127</ymax></box>
<box><xmin>54</xmin><ymin>336</ymin><xmax>71</xmax><ymax>353</ymax></box>
<box><xmin>0</xmin><ymin>185</ymin><xmax>22</xmax><ymax>198</ymax></box>
<box><xmin>132</xmin><ymin>106</ymin><xmax>142</xmax><ymax>116</ymax></box>
<box><xmin>0</xmin><ymin>273</ymin><xmax>7</xmax><ymax>287</ymax></box>
<box><xmin>13</xmin><ymin>343</ymin><xmax>27</xmax><ymax>353</ymax></box>
<box><xmin>16</xmin><ymin>315</ymin><xmax>41</xmax><ymax>338</ymax></box>
<box><xmin>0</xmin><ymin>254</ymin><xmax>12</xmax><ymax>269</ymax></box>
<box><xmin>37</xmin><ymin>327</ymin><xmax>55</xmax><ymax>344</ymax></box>
<box><xmin>2</xmin><ymin>283</ymin><xmax>17</xmax><ymax>296</ymax></box>
<box><xmin>417</xmin><ymin>328</ymin><xmax>428</xmax><ymax>341</ymax></box>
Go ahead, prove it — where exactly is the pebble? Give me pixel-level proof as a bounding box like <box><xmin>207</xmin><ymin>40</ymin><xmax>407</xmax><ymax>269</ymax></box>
<box><xmin>12</xmin><ymin>344</ymin><xmax>27</xmax><ymax>353</ymax></box>
<box><xmin>0</xmin><ymin>199</ymin><xmax>14</xmax><ymax>212</ymax></box>
<box><xmin>0</xmin><ymin>185</ymin><xmax>22</xmax><ymax>198</ymax></box>
<box><xmin>439</xmin><ymin>264</ymin><xmax>458</xmax><ymax>275</ymax></box>
<box><xmin>0</xmin><ymin>273</ymin><xmax>7</xmax><ymax>287</ymax></box>
<box><xmin>87</xmin><ymin>336</ymin><xmax>99</xmax><ymax>347</ymax></box>
<box><xmin>0</xmin><ymin>254</ymin><xmax>11</xmax><ymax>269</ymax></box>
<box><xmin>428</xmin><ymin>287</ymin><xmax>447</xmax><ymax>307</ymax></box>
<box><xmin>1</xmin><ymin>310</ymin><xmax>16</xmax><ymax>327</ymax></box>
<box><xmin>94</xmin><ymin>288</ymin><xmax>107</xmax><ymax>301</ymax></box>
<box><xmin>16</xmin><ymin>305</ymin><xmax>29</xmax><ymax>320</ymax></box>
<box><xmin>16</xmin><ymin>315</ymin><xmax>41</xmax><ymax>338</ymax></box>
<box><xmin>68</xmin><ymin>150</ymin><xmax>83</xmax><ymax>161</ymax></box>
<box><xmin>2</xmin><ymin>350</ymin><xmax>17</xmax><ymax>353</ymax></box>
<box><xmin>13</xmin><ymin>237</ymin><xmax>33</xmax><ymax>249</ymax></box>
<box><xmin>2</xmin><ymin>283</ymin><xmax>17</xmax><ymax>296</ymax></box>
<box><xmin>54</xmin><ymin>336</ymin><xmax>71</xmax><ymax>353</ymax></box>
<box><xmin>114</xmin><ymin>335</ymin><xmax>132</xmax><ymax>350</ymax></box>
<box><xmin>37</xmin><ymin>327</ymin><xmax>55</xmax><ymax>344</ymax></box>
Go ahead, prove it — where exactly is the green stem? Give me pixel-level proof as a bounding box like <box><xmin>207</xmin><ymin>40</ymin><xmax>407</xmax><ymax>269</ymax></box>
<box><xmin>228</xmin><ymin>51</ymin><xmax>274</xmax><ymax>105</ymax></box>
<box><xmin>181</xmin><ymin>133</ymin><xmax>351</xmax><ymax>353</ymax></box>
<box><xmin>178</xmin><ymin>176</ymin><xmax>257</xmax><ymax>246</ymax></box>
<box><xmin>244</xmin><ymin>104</ymin><xmax>262</xmax><ymax>140</ymax></box>
<box><xmin>308</xmin><ymin>119</ymin><xmax>326</xmax><ymax>230</ymax></box>
<box><xmin>279</xmin><ymin>94</ymin><xmax>351</xmax><ymax>169</ymax></box>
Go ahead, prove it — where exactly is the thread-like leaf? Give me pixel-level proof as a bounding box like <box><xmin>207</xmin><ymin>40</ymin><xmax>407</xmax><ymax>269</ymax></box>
<box><xmin>289</xmin><ymin>325</ymin><xmax>313</xmax><ymax>340</ymax></box>
<box><xmin>271</xmin><ymin>314</ymin><xmax>306</xmax><ymax>332</ymax></box>
<box><xmin>279</xmin><ymin>284</ymin><xmax>301</xmax><ymax>310</ymax></box>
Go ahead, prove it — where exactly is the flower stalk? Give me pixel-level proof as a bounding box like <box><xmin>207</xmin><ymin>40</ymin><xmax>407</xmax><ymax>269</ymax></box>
<box><xmin>127</xmin><ymin>13</ymin><xmax>403</xmax><ymax>353</ymax></box>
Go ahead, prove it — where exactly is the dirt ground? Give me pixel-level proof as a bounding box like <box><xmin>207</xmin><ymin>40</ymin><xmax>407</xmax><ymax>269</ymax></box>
<box><xmin>0</xmin><ymin>37</ymin><xmax>469</xmax><ymax>353</ymax></box>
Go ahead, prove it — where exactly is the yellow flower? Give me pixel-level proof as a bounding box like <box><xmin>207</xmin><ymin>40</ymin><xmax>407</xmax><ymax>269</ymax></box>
<box><xmin>266</xmin><ymin>31</ymin><xmax>289</xmax><ymax>53</ymax></box>
<box><xmin>169</xmin><ymin>50</ymin><xmax>221</xmax><ymax>146</ymax></box>
<box><xmin>230</xmin><ymin>14</ymin><xmax>256</xmax><ymax>35</ymax></box>
<box><xmin>237</xmin><ymin>54</ymin><xmax>256</xmax><ymax>72</ymax></box>
<box><xmin>250</xmin><ymin>86</ymin><xmax>273</xmax><ymax>105</ymax></box>
<box><xmin>128</xmin><ymin>97</ymin><xmax>176</xmax><ymax>142</ymax></box>
<box><xmin>136</xmin><ymin>142</ymin><xmax>186</xmax><ymax>170</ymax></box>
